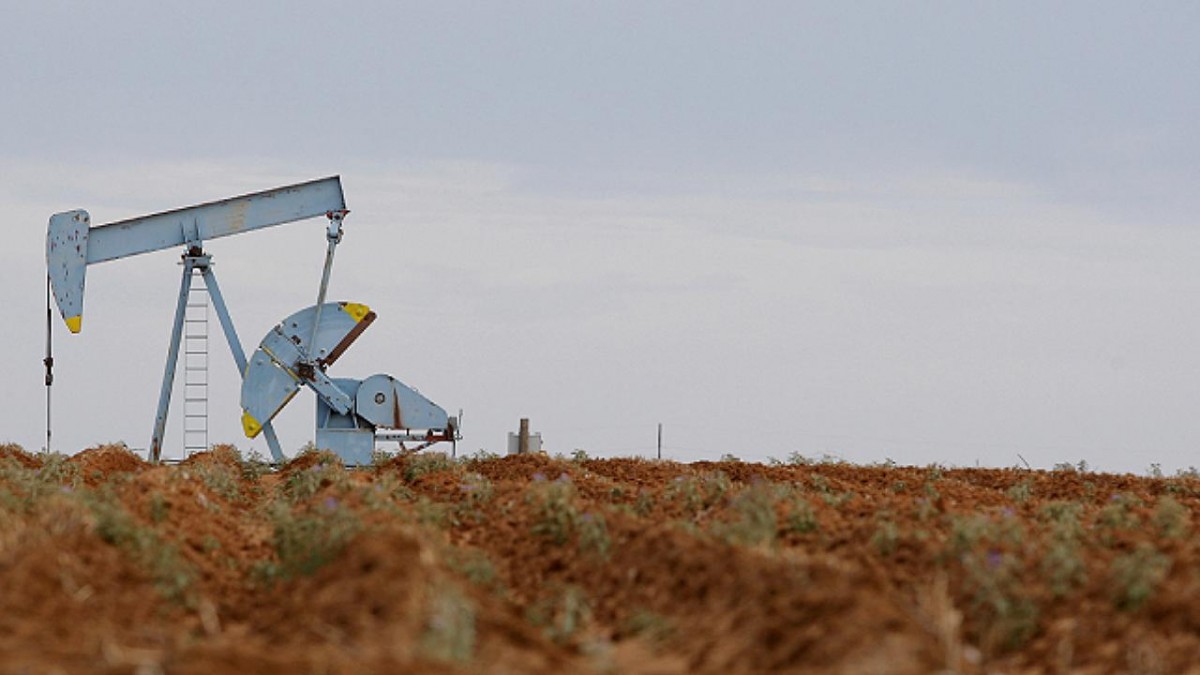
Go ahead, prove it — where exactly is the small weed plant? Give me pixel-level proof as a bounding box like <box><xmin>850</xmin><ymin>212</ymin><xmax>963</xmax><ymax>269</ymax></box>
<box><xmin>526</xmin><ymin>477</ymin><xmax>612</xmax><ymax>559</ymax></box>
<box><xmin>1111</xmin><ymin>543</ymin><xmax>1170</xmax><ymax>611</ymax></box>
<box><xmin>871</xmin><ymin>517</ymin><xmax>900</xmax><ymax>557</ymax></box>
<box><xmin>528</xmin><ymin>584</ymin><xmax>593</xmax><ymax>645</ymax></box>
<box><xmin>666</xmin><ymin>471</ymin><xmax>731</xmax><ymax>515</ymax></box>
<box><xmin>1006</xmin><ymin>479</ymin><xmax>1033</xmax><ymax>504</ymax></box>
<box><xmin>421</xmin><ymin>582</ymin><xmax>477</xmax><ymax>662</ymax></box>
<box><xmin>87</xmin><ymin>492</ymin><xmax>195</xmax><ymax>604</ymax></box>
<box><xmin>714</xmin><ymin>484</ymin><xmax>778</xmax><ymax>548</ymax></box>
<box><xmin>259</xmin><ymin>500</ymin><xmax>361</xmax><ymax>581</ymax></box>
<box><xmin>1152</xmin><ymin>495</ymin><xmax>1189</xmax><ymax>539</ymax></box>
<box><xmin>782</xmin><ymin>495</ymin><xmax>819</xmax><ymax>535</ymax></box>
<box><xmin>405</xmin><ymin>452</ymin><xmax>459</xmax><ymax>482</ymax></box>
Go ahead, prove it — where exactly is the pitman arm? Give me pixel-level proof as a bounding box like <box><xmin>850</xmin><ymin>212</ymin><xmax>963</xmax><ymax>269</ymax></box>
<box><xmin>46</xmin><ymin>176</ymin><xmax>346</xmax><ymax>333</ymax></box>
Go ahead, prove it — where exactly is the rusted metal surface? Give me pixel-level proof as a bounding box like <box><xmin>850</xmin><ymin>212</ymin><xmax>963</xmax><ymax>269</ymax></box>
<box><xmin>320</xmin><ymin>311</ymin><xmax>376</xmax><ymax>368</ymax></box>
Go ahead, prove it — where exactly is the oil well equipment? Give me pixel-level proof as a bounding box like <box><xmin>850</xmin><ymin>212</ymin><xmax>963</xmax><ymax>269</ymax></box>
<box><xmin>45</xmin><ymin>176</ymin><xmax>458</xmax><ymax>464</ymax></box>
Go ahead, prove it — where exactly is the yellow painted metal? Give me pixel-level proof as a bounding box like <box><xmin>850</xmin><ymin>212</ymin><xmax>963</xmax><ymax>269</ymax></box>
<box><xmin>342</xmin><ymin>302</ymin><xmax>371</xmax><ymax>323</ymax></box>
<box><xmin>65</xmin><ymin>315</ymin><xmax>82</xmax><ymax>334</ymax></box>
<box><xmin>241</xmin><ymin>410</ymin><xmax>262</xmax><ymax>438</ymax></box>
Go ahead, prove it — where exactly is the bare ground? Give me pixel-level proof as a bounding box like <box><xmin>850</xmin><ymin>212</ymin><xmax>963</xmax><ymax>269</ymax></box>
<box><xmin>2</xmin><ymin>442</ymin><xmax>1199</xmax><ymax>673</ymax></box>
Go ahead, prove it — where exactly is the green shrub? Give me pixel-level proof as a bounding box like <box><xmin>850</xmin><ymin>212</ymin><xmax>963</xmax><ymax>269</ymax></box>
<box><xmin>634</xmin><ymin>490</ymin><xmax>655</xmax><ymax>517</ymax></box>
<box><xmin>666</xmin><ymin>472</ymin><xmax>731</xmax><ymax>515</ymax></box>
<box><xmin>528</xmin><ymin>479</ymin><xmax>578</xmax><ymax>545</ymax></box>
<box><xmin>578</xmin><ymin>512</ymin><xmax>612</xmax><ymax>560</ymax></box>
<box><xmin>38</xmin><ymin>452</ymin><xmax>83</xmax><ymax>487</ymax></box>
<box><xmin>0</xmin><ymin>456</ymin><xmax>76</xmax><ymax>512</ymax></box>
<box><xmin>1041</xmin><ymin>538</ymin><xmax>1086</xmax><ymax>597</ymax></box>
<box><xmin>149</xmin><ymin>494</ymin><xmax>169</xmax><ymax>524</ymax></box>
<box><xmin>455</xmin><ymin>472</ymin><xmax>494</xmax><ymax>523</ymax></box>
<box><xmin>871</xmin><ymin>518</ymin><xmax>900</xmax><ymax>557</ymax></box>
<box><xmin>809</xmin><ymin>474</ymin><xmax>852</xmax><ymax>507</ymax></box>
<box><xmin>404</xmin><ymin>452</ymin><xmax>459</xmax><ymax>482</ymax></box>
<box><xmin>282</xmin><ymin>453</ymin><xmax>349</xmax><ymax>504</ymax></box>
<box><xmin>527</xmin><ymin>584</ymin><xmax>592</xmax><ymax>645</ymax></box>
<box><xmin>525</xmin><ymin>478</ymin><xmax>613</xmax><ymax>559</ymax></box>
<box><xmin>786</xmin><ymin>452</ymin><xmax>814</xmax><ymax>466</ymax></box>
<box><xmin>445</xmin><ymin>548</ymin><xmax>501</xmax><ymax>590</ymax></box>
<box><xmin>962</xmin><ymin>549</ymin><xmax>1038</xmax><ymax>653</ymax></box>
<box><xmin>1111</xmin><ymin>544</ymin><xmax>1170</xmax><ymax>611</ymax></box>
<box><xmin>1035</xmin><ymin>499</ymin><xmax>1087</xmax><ymax>597</ymax></box>
<box><xmin>1096</xmin><ymin>493</ymin><xmax>1142</xmax><ymax>545</ymax></box>
<box><xmin>1152</xmin><ymin>495</ymin><xmax>1189</xmax><ymax>539</ymax></box>
<box><xmin>415</xmin><ymin>496</ymin><xmax>453</xmax><ymax>530</ymax></box>
<box><xmin>1006</xmin><ymin>479</ymin><xmax>1033</xmax><ymax>504</ymax></box>
<box><xmin>191</xmin><ymin>461</ymin><xmax>242</xmax><ymax>503</ymax></box>
<box><xmin>87</xmin><ymin>493</ymin><xmax>195</xmax><ymax>604</ymax></box>
<box><xmin>622</xmin><ymin>609</ymin><xmax>674</xmax><ymax>644</ymax></box>
<box><xmin>240</xmin><ymin>450</ymin><xmax>272</xmax><ymax>480</ymax></box>
<box><xmin>421</xmin><ymin>583</ymin><xmax>477</xmax><ymax>662</ymax></box>
<box><xmin>783</xmin><ymin>496</ymin><xmax>819</xmax><ymax>535</ymax></box>
<box><xmin>361</xmin><ymin>471</ymin><xmax>415</xmax><ymax>513</ymax></box>
<box><xmin>715</xmin><ymin>485</ymin><xmax>777</xmax><ymax>547</ymax></box>
<box><xmin>262</xmin><ymin>500</ymin><xmax>360</xmax><ymax>580</ymax></box>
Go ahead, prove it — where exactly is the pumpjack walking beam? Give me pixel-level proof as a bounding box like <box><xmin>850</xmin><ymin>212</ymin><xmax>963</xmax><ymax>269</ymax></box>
<box><xmin>47</xmin><ymin>177</ymin><xmax>346</xmax><ymax>462</ymax></box>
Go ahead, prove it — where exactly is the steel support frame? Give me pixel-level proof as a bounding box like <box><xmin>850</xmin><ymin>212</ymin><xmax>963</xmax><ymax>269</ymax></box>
<box><xmin>149</xmin><ymin>249</ymin><xmax>284</xmax><ymax>462</ymax></box>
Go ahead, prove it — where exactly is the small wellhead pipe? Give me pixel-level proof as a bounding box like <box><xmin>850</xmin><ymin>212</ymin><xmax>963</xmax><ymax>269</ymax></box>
<box><xmin>519</xmin><ymin>418</ymin><xmax>530</xmax><ymax>455</ymax></box>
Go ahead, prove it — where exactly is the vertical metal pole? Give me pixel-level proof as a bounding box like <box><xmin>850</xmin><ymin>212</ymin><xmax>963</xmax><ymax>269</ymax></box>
<box><xmin>200</xmin><ymin>264</ymin><xmax>285</xmax><ymax>463</ymax></box>
<box><xmin>518</xmin><ymin>418</ymin><xmax>530</xmax><ymax>455</ymax></box>
<box><xmin>150</xmin><ymin>257</ymin><xmax>196</xmax><ymax>462</ymax></box>
<box><xmin>44</xmin><ymin>276</ymin><xmax>53</xmax><ymax>454</ymax></box>
<box><xmin>657</xmin><ymin>423</ymin><xmax>662</xmax><ymax>460</ymax></box>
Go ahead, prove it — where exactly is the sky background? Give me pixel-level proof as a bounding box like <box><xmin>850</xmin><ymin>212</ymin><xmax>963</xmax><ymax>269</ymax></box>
<box><xmin>3</xmin><ymin>2</ymin><xmax>1200</xmax><ymax>473</ymax></box>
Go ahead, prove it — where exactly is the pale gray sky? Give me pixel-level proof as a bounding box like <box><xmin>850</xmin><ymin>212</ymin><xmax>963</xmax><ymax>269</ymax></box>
<box><xmin>4</xmin><ymin>2</ymin><xmax>1199</xmax><ymax>472</ymax></box>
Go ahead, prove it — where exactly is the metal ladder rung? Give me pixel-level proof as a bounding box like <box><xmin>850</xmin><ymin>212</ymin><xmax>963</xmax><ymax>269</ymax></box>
<box><xmin>183</xmin><ymin>271</ymin><xmax>209</xmax><ymax>458</ymax></box>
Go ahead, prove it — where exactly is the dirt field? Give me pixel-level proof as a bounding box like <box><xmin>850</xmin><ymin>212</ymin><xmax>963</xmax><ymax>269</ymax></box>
<box><xmin>2</xmin><ymin>443</ymin><xmax>1199</xmax><ymax>674</ymax></box>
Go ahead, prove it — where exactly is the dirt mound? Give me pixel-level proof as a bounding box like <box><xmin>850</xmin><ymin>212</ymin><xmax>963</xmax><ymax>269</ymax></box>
<box><xmin>277</xmin><ymin>447</ymin><xmax>343</xmax><ymax>478</ymax></box>
<box><xmin>581</xmin><ymin>456</ymin><xmax>691</xmax><ymax>487</ymax></box>
<box><xmin>0</xmin><ymin>496</ymin><xmax>182</xmax><ymax>673</ymax></box>
<box><xmin>179</xmin><ymin>444</ymin><xmax>243</xmax><ymax>470</ymax></box>
<box><xmin>252</xmin><ymin>528</ymin><xmax>577</xmax><ymax>673</ymax></box>
<box><xmin>465</xmin><ymin>452</ymin><xmax>560</xmax><ymax>482</ymax></box>
<box><xmin>0</xmin><ymin>443</ymin><xmax>41</xmax><ymax>469</ymax></box>
<box><xmin>68</xmin><ymin>444</ymin><xmax>147</xmax><ymax>484</ymax></box>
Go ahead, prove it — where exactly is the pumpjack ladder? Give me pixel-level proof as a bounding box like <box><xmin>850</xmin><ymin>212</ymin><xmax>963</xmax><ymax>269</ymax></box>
<box><xmin>182</xmin><ymin>270</ymin><xmax>209</xmax><ymax>457</ymax></box>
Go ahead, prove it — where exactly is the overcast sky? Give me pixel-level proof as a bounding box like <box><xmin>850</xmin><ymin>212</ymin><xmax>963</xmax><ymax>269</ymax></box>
<box><xmin>4</xmin><ymin>2</ymin><xmax>1200</xmax><ymax>473</ymax></box>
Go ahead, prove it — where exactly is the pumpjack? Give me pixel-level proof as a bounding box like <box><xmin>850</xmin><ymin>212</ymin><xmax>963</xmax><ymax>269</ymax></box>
<box><xmin>45</xmin><ymin>176</ymin><xmax>458</xmax><ymax>465</ymax></box>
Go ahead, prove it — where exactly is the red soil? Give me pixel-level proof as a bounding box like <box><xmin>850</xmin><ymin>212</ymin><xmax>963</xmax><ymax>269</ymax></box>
<box><xmin>2</xmin><ymin>445</ymin><xmax>1200</xmax><ymax>673</ymax></box>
